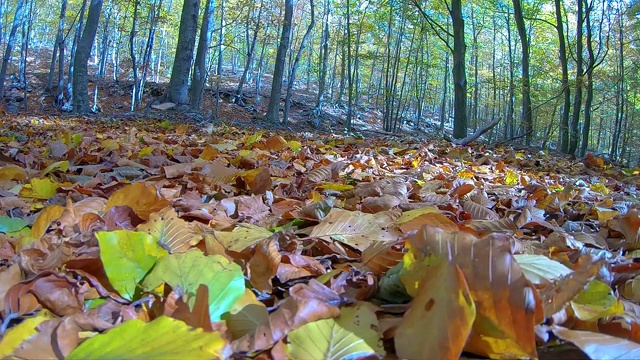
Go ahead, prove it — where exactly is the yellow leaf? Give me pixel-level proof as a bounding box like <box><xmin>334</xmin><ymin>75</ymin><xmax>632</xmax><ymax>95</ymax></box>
<box><xmin>100</xmin><ymin>139</ymin><xmax>120</xmax><ymax>150</ymax></box>
<box><xmin>397</xmin><ymin>206</ymin><xmax>439</xmax><ymax>224</ymax></box>
<box><xmin>19</xmin><ymin>178</ymin><xmax>60</xmax><ymax>199</ymax></box>
<box><xmin>246</xmin><ymin>132</ymin><xmax>263</xmax><ymax>146</ymax></box>
<box><xmin>138</xmin><ymin>146</ymin><xmax>154</xmax><ymax>158</ymax></box>
<box><xmin>0</xmin><ymin>310</ymin><xmax>54</xmax><ymax>357</ymax></box>
<box><xmin>571</xmin><ymin>280</ymin><xmax>624</xmax><ymax>321</ymax></box>
<box><xmin>590</xmin><ymin>183</ymin><xmax>610</xmax><ymax>195</ymax></box>
<box><xmin>287</xmin><ymin>140</ymin><xmax>302</xmax><ymax>152</ymax></box>
<box><xmin>199</xmin><ymin>145</ymin><xmax>219</xmax><ymax>161</ymax></box>
<box><xmin>310</xmin><ymin>191</ymin><xmax>323</xmax><ymax>203</ymax></box>
<box><xmin>238</xmin><ymin>149</ymin><xmax>253</xmax><ymax>157</ymax></box>
<box><xmin>105</xmin><ymin>182</ymin><xmax>171</xmax><ymax>220</ymax></box>
<box><xmin>31</xmin><ymin>205</ymin><xmax>65</xmax><ymax>239</ymax></box>
<box><xmin>317</xmin><ymin>183</ymin><xmax>354</xmax><ymax>191</ymax></box>
<box><xmin>595</xmin><ymin>207</ymin><xmax>619</xmax><ymax>223</ymax></box>
<box><xmin>505</xmin><ymin>170</ymin><xmax>519</xmax><ymax>185</ymax></box>
<box><xmin>456</xmin><ymin>169</ymin><xmax>475</xmax><ymax>179</ymax></box>
<box><xmin>212</xmin><ymin>223</ymin><xmax>273</xmax><ymax>252</ymax></box>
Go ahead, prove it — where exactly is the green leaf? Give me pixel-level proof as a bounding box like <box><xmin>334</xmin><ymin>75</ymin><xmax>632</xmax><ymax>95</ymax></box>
<box><xmin>67</xmin><ymin>316</ymin><xmax>230</xmax><ymax>360</ymax></box>
<box><xmin>96</xmin><ymin>230</ymin><xmax>168</xmax><ymax>300</ymax></box>
<box><xmin>72</xmin><ymin>133</ymin><xmax>83</xmax><ymax>147</ymax></box>
<box><xmin>286</xmin><ymin>303</ymin><xmax>385</xmax><ymax>359</ymax></box>
<box><xmin>571</xmin><ymin>280</ymin><xmax>624</xmax><ymax>321</ymax></box>
<box><xmin>40</xmin><ymin>160</ymin><xmax>69</xmax><ymax>177</ymax></box>
<box><xmin>514</xmin><ymin>254</ymin><xmax>573</xmax><ymax>284</ymax></box>
<box><xmin>0</xmin><ymin>216</ymin><xmax>28</xmax><ymax>233</ymax></box>
<box><xmin>142</xmin><ymin>250</ymin><xmax>245</xmax><ymax>322</ymax></box>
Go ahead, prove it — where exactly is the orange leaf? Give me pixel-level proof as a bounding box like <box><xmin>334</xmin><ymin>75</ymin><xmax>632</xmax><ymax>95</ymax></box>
<box><xmin>395</xmin><ymin>261</ymin><xmax>475</xmax><ymax>360</ymax></box>
<box><xmin>105</xmin><ymin>182</ymin><xmax>171</xmax><ymax>220</ymax></box>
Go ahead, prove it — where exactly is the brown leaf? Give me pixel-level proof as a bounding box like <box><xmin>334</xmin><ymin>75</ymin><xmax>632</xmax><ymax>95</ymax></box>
<box><xmin>265</xmin><ymin>135</ymin><xmax>288</xmax><ymax>151</ymax></box>
<box><xmin>247</xmin><ymin>238</ymin><xmax>281</xmax><ymax>293</ymax></box>
<box><xmin>608</xmin><ymin>209</ymin><xmax>640</xmax><ymax>250</ymax></box>
<box><xmin>398</xmin><ymin>212</ymin><xmax>459</xmax><ymax>234</ymax></box>
<box><xmin>231</xmin><ymin>280</ymin><xmax>342</xmax><ymax>353</ymax></box>
<box><xmin>361</xmin><ymin>194</ymin><xmax>401</xmax><ymax>213</ymax></box>
<box><xmin>169</xmin><ymin>284</ymin><xmax>213</xmax><ymax>331</ymax></box>
<box><xmin>104</xmin><ymin>205</ymin><xmax>144</xmax><ymax>230</ymax></box>
<box><xmin>461</xmin><ymin>200</ymin><xmax>500</xmax><ymax>220</ymax></box>
<box><xmin>0</xmin><ymin>264</ymin><xmax>22</xmax><ymax>311</ymax></box>
<box><xmin>237</xmin><ymin>167</ymin><xmax>272</xmax><ymax>195</ymax></box>
<box><xmin>450</xmin><ymin>183</ymin><xmax>475</xmax><ymax>198</ymax></box>
<box><xmin>360</xmin><ymin>240</ymin><xmax>405</xmax><ymax>276</ymax></box>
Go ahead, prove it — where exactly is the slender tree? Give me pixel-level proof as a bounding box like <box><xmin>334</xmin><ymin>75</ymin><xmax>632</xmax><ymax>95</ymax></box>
<box><xmin>72</xmin><ymin>0</ymin><xmax>104</xmax><ymax>114</ymax></box>
<box><xmin>190</xmin><ymin>0</ymin><xmax>215</xmax><ymax>110</ymax></box>
<box><xmin>512</xmin><ymin>0</ymin><xmax>533</xmax><ymax>145</ymax></box>
<box><xmin>413</xmin><ymin>0</ymin><xmax>467</xmax><ymax>139</ymax></box>
<box><xmin>0</xmin><ymin>0</ymin><xmax>25</xmax><ymax>99</ymax></box>
<box><xmin>555</xmin><ymin>0</ymin><xmax>571</xmax><ymax>153</ymax></box>
<box><xmin>569</xmin><ymin>0</ymin><xmax>584</xmax><ymax>155</ymax></box>
<box><xmin>265</xmin><ymin>0</ymin><xmax>293</xmax><ymax>122</ymax></box>
<box><xmin>283</xmin><ymin>0</ymin><xmax>314</xmax><ymax>122</ymax></box>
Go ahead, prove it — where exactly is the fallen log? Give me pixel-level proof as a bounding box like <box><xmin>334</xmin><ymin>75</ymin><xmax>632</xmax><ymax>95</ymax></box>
<box><xmin>444</xmin><ymin>117</ymin><xmax>502</xmax><ymax>146</ymax></box>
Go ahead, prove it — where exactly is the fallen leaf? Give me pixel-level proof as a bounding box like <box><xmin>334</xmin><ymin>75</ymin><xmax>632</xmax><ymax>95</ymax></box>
<box><xmin>66</xmin><ymin>316</ymin><xmax>230</xmax><ymax>359</ymax></box>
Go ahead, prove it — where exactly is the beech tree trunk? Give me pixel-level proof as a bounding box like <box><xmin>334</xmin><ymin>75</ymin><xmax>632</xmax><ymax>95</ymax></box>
<box><xmin>283</xmin><ymin>0</ymin><xmax>314</xmax><ymax>123</ymax></box>
<box><xmin>569</xmin><ymin>0</ymin><xmax>584</xmax><ymax>155</ymax></box>
<box><xmin>555</xmin><ymin>0</ymin><xmax>571</xmax><ymax>153</ymax></box>
<box><xmin>166</xmin><ymin>0</ymin><xmax>199</xmax><ymax>105</ymax></box>
<box><xmin>512</xmin><ymin>0</ymin><xmax>533</xmax><ymax>145</ymax></box>
<box><xmin>265</xmin><ymin>0</ymin><xmax>293</xmax><ymax>122</ymax></box>
<box><xmin>72</xmin><ymin>0</ymin><xmax>103</xmax><ymax>114</ymax></box>
<box><xmin>450</xmin><ymin>0</ymin><xmax>467</xmax><ymax>139</ymax></box>
<box><xmin>190</xmin><ymin>0</ymin><xmax>215</xmax><ymax>110</ymax></box>
<box><xmin>0</xmin><ymin>0</ymin><xmax>25</xmax><ymax>99</ymax></box>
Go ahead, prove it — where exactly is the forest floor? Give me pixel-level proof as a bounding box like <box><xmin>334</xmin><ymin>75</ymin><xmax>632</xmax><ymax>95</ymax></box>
<box><xmin>2</xmin><ymin>58</ymin><xmax>640</xmax><ymax>358</ymax></box>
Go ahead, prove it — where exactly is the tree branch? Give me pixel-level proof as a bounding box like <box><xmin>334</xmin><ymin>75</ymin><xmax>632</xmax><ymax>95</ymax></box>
<box><xmin>444</xmin><ymin>117</ymin><xmax>502</xmax><ymax>146</ymax></box>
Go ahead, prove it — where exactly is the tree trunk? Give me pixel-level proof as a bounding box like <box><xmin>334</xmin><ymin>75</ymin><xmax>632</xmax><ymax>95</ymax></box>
<box><xmin>0</xmin><ymin>0</ymin><xmax>25</xmax><ymax>99</ymax></box>
<box><xmin>512</xmin><ymin>0</ymin><xmax>533</xmax><ymax>145</ymax></box>
<box><xmin>166</xmin><ymin>0</ymin><xmax>199</xmax><ymax>105</ymax></box>
<box><xmin>235</xmin><ymin>0</ymin><xmax>262</xmax><ymax>105</ymax></box>
<box><xmin>610</xmin><ymin>8</ymin><xmax>624</xmax><ymax>160</ymax></box>
<box><xmin>283</xmin><ymin>0</ymin><xmax>314</xmax><ymax>123</ymax></box>
<box><xmin>137</xmin><ymin>0</ymin><xmax>162</xmax><ymax>104</ymax></box>
<box><xmin>580</xmin><ymin>0</ymin><xmax>597</xmax><ymax>157</ymax></box>
<box><xmin>265</xmin><ymin>0</ymin><xmax>293</xmax><ymax>122</ymax></box>
<box><xmin>450</xmin><ymin>0</ymin><xmax>467</xmax><ymax>139</ymax></box>
<box><xmin>568</xmin><ymin>0</ymin><xmax>584</xmax><ymax>156</ymax></box>
<box><xmin>190</xmin><ymin>0</ymin><xmax>215</xmax><ymax>110</ymax></box>
<box><xmin>214</xmin><ymin>0</ymin><xmax>224</xmax><ymax>118</ymax></box>
<box><xmin>68</xmin><ymin>0</ymin><xmax>88</xmax><ymax>103</ymax></box>
<box><xmin>71</xmin><ymin>0</ymin><xmax>103</xmax><ymax>114</ymax></box>
<box><xmin>555</xmin><ymin>0</ymin><xmax>571</xmax><ymax>153</ymax></box>
<box><xmin>315</xmin><ymin>0</ymin><xmax>330</xmax><ymax>109</ymax></box>
<box><xmin>129</xmin><ymin>0</ymin><xmax>139</xmax><ymax>111</ymax></box>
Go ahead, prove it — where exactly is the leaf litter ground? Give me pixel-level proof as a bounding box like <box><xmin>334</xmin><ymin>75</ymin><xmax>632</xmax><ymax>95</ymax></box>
<box><xmin>2</xmin><ymin>115</ymin><xmax>640</xmax><ymax>359</ymax></box>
